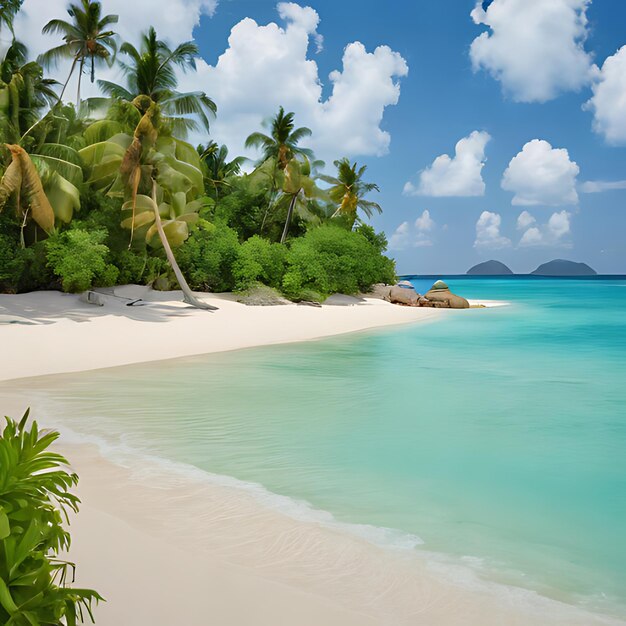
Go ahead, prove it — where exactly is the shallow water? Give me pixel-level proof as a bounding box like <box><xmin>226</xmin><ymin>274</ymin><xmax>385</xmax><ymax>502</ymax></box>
<box><xmin>5</xmin><ymin>277</ymin><xmax>626</xmax><ymax>617</ymax></box>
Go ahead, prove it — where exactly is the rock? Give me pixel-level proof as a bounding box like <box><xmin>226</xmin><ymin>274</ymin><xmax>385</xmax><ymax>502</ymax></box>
<box><xmin>366</xmin><ymin>283</ymin><xmax>392</xmax><ymax>301</ymax></box>
<box><xmin>389</xmin><ymin>284</ymin><xmax>419</xmax><ymax>306</ymax></box>
<box><xmin>424</xmin><ymin>281</ymin><xmax>469</xmax><ymax>309</ymax></box>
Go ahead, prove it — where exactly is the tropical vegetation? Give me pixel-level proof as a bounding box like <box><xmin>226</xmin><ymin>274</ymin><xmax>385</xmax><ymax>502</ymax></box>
<box><xmin>0</xmin><ymin>409</ymin><xmax>102</xmax><ymax>625</ymax></box>
<box><xmin>0</xmin><ymin>0</ymin><xmax>396</xmax><ymax>305</ymax></box>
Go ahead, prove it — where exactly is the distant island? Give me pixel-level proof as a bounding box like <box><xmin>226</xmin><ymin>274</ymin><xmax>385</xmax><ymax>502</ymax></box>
<box><xmin>466</xmin><ymin>259</ymin><xmax>598</xmax><ymax>276</ymax></box>
<box><xmin>531</xmin><ymin>260</ymin><xmax>597</xmax><ymax>276</ymax></box>
<box><xmin>467</xmin><ymin>260</ymin><xmax>514</xmax><ymax>275</ymax></box>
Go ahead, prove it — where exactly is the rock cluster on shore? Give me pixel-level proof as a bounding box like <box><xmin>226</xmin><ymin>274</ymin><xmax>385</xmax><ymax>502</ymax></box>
<box><xmin>374</xmin><ymin>280</ymin><xmax>470</xmax><ymax>309</ymax></box>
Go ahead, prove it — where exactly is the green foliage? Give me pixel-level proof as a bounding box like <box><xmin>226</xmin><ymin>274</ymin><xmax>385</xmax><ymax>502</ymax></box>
<box><xmin>46</xmin><ymin>229</ymin><xmax>119</xmax><ymax>293</ymax></box>
<box><xmin>0</xmin><ymin>410</ymin><xmax>103</xmax><ymax>625</ymax></box>
<box><xmin>282</xmin><ymin>225</ymin><xmax>396</xmax><ymax>300</ymax></box>
<box><xmin>177</xmin><ymin>221</ymin><xmax>241</xmax><ymax>292</ymax></box>
<box><xmin>0</xmin><ymin>234</ymin><xmax>25</xmax><ymax>293</ymax></box>
<box><xmin>233</xmin><ymin>235</ymin><xmax>287</xmax><ymax>291</ymax></box>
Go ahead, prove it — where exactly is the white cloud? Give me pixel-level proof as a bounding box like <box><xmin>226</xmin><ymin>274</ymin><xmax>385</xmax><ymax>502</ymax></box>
<box><xmin>389</xmin><ymin>221</ymin><xmax>411</xmax><ymax>250</ymax></box>
<box><xmin>516</xmin><ymin>210</ymin><xmax>536</xmax><ymax>230</ymax></box>
<box><xmin>585</xmin><ymin>46</ymin><xmax>626</xmax><ymax>145</ymax></box>
<box><xmin>519</xmin><ymin>227</ymin><xmax>543</xmax><ymax>247</ymax></box>
<box><xmin>180</xmin><ymin>5</ymin><xmax>408</xmax><ymax>159</ymax></box>
<box><xmin>404</xmin><ymin>131</ymin><xmax>490</xmax><ymax>197</ymax></box>
<box><xmin>470</xmin><ymin>0</ymin><xmax>596</xmax><ymax>103</ymax></box>
<box><xmin>517</xmin><ymin>210</ymin><xmax>572</xmax><ymax>247</ymax></box>
<box><xmin>548</xmin><ymin>210</ymin><xmax>571</xmax><ymax>239</ymax></box>
<box><xmin>474</xmin><ymin>211</ymin><xmax>511</xmax><ymax>249</ymax></box>
<box><xmin>502</xmin><ymin>140</ymin><xmax>579</xmax><ymax>206</ymax></box>
<box><xmin>389</xmin><ymin>211</ymin><xmax>436</xmax><ymax>250</ymax></box>
<box><xmin>415</xmin><ymin>209</ymin><xmax>434</xmax><ymax>232</ymax></box>
<box><xmin>580</xmin><ymin>179</ymin><xmax>626</xmax><ymax>193</ymax></box>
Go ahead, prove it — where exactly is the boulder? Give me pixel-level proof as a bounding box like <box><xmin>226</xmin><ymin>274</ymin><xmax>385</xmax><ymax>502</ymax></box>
<box><xmin>424</xmin><ymin>280</ymin><xmax>469</xmax><ymax>309</ymax></box>
<box><xmin>389</xmin><ymin>284</ymin><xmax>419</xmax><ymax>306</ymax></box>
<box><xmin>367</xmin><ymin>283</ymin><xmax>392</xmax><ymax>301</ymax></box>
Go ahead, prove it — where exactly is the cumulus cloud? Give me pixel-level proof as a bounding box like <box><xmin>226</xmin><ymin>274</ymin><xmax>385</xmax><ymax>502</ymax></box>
<box><xmin>580</xmin><ymin>179</ymin><xmax>626</xmax><ymax>193</ymax></box>
<box><xmin>470</xmin><ymin>0</ymin><xmax>596</xmax><ymax>103</ymax></box>
<box><xmin>516</xmin><ymin>210</ymin><xmax>536</xmax><ymax>230</ymax></box>
<box><xmin>474</xmin><ymin>211</ymin><xmax>511</xmax><ymax>249</ymax></box>
<box><xmin>502</xmin><ymin>140</ymin><xmax>580</xmax><ymax>206</ymax></box>
<box><xmin>179</xmin><ymin>5</ymin><xmax>408</xmax><ymax>159</ymax></box>
<box><xmin>585</xmin><ymin>46</ymin><xmax>626</xmax><ymax>145</ymax></box>
<box><xmin>403</xmin><ymin>131</ymin><xmax>490</xmax><ymax>197</ymax></box>
<box><xmin>389</xmin><ymin>221</ymin><xmax>411</xmax><ymax>251</ymax></box>
<box><xmin>517</xmin><ymin>210</ymin><xmax>572</xmax><ymax>247</ymax></box>
<box><xmin>389</xmin><ymin>210</ymin><xmax>436</xmax><ymax>250</ymax></box>
<box><xmin>415</xmin><ymin>209</ymin><xmax>435</xmax><ymax>232</ymax></box>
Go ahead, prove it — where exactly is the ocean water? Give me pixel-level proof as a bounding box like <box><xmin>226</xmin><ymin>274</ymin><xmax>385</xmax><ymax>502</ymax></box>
<box><xmin>5</xmin><ymin>276</ymin><xmax>626</xmax><ymax>617</ymax></box>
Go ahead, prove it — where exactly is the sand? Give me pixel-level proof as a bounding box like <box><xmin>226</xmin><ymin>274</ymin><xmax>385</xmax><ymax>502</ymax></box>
<box><xmin>3</xmin><ymin>288</ymin><xmax>621</xmax><ymax>626</ymax></box>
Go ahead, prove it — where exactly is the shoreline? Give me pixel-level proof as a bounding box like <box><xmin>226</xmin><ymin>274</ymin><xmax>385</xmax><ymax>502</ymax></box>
<box><xmin>0</xmin><ymin>288</ymin><xmax>457</xmax><ymax>381</ymax></box>
<box><xmin>4</xmin><ymin>289</ymin><xmax>618</xmax><ymax>625</ymax></box>
<box><xmin>2</xmin><ymin>385</ymin><xmax>623</xmax><ymax>626</ymax></box>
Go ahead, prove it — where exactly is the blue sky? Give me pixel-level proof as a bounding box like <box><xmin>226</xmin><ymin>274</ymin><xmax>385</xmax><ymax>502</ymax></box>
<box><xmin>15</xmin><ymin>0</ymin><xmax>626</xmax><ymax>273</ymax></box>
<box><xmin>196</xmin><ymin>0</ymin><xmax>626</xmax><ymax>274</ymax></box>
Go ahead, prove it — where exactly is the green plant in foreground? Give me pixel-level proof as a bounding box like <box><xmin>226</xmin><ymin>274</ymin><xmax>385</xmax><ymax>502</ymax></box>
<box><xmin>0</xmin><ymin>410</ymin><xmax>102</xmax><ymax>625</ymax></box>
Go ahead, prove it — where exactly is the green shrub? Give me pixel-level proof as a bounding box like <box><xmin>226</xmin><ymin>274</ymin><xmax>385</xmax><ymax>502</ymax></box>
<box><xmin>46</xmin><ymin>229</ymin><xmax>119</xmax><ymax>293</ymax></box>
<box><xmin>177</xmin><ymin>221</ymin><xmax>241</xmax><ymax>292</ymax></box>
<box><xmin>0</xmin><ymin>234</ymin><xmax>25</xmax><ymax>293</ymax></box>
<box><xmin>282</xmin><ymin>225</ymin><xmax>396</xmax><ymax>299</ymax></box>
<box><xmin>0</xmin><ymin>410</ymin><xmax>102</xmax><ymax>624</ymax></box>
<box><xmin>233</xmin><ymin>235</ymin><xmax>287</xmax><ymax>291</ymax></box>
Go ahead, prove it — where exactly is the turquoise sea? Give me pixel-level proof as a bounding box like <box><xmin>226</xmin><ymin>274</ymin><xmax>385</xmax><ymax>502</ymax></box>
<box><xmin>6</xmin><ymin>276</ymin><xmax>626</xmax><ymax>617</ymax></box>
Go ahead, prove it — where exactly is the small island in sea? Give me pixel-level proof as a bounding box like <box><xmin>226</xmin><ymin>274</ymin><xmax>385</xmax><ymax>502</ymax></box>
<box><xmin>467</xmin><ymin>260</ymin><xmax>514</xmax><ymax>275</ymax></box>
<box><xmin>531</xmin><ymin>259</ymin><xmax>598</xmax><ymax>276</ymax></box>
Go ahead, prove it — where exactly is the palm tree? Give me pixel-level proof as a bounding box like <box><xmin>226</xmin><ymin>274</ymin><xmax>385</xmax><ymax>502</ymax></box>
<box><xmin>320</xmin><ymin>158</ymin><xmax>382</xmax><ymax>229</ymax></box>
<box><xmin>79</xmin><ymin>95</ymin><xmax>215</xmax><ymax>310</ymax></box>
<box><xmin>277</xmin><ymin>157</ymin><xmax>326</xmax><ymax>243</ymax></box>
<box><xmin>0</xmin><ymin>0</ymin><xmax>23</xmax><ymax>38</ymax></box>
<box><xmin>39</xmin><ymin>0</ymin><xmax>117</xmax><ymax>106</ymax></box>
<box><xmin>245</xmin><ymin>106</ymin><xmax>313</xmax><ymax>171</ymax></box>
<box><xmin>98</xmin><ymin>27</ymin><xmax>215</xmax><ymax>138</ymax></box>
<box><xmin>1</xmin><ymin>41</ymin><xmax>59</xmax><ymax>143</ymax></box>
<box><xmin>198</xmin><ymin>141</ymin><xmax>246</xmax><ymax>201</ymax></box>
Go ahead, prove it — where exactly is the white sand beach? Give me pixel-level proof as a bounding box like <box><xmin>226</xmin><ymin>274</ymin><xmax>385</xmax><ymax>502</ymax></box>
<box><xmin>2</xmin><ymin>289</ymin><xmax>621</xmax><ymax>626</ymax></box>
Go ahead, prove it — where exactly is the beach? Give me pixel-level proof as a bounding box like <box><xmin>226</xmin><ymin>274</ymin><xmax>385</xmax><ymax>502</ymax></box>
<box><xmin>1</xmin><ymin>287</ymin><xmax>623</xmax><ymax>626</ymax></box>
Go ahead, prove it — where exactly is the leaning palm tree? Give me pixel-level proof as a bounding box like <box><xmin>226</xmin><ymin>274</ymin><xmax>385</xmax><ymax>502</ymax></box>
<box><xmin>38</xmin><ymin>0</ymin><xmax>118</xmax><ymax>105</ymax></box>
<box><xmin>319</xmin><ymin>158</ymin><xmax>382</xmax><ymax>229</ymax></box>
<box><xmin>98</xmin><ymin>27</ymin><xmax>215</xmax><ymax>138</ymax></box>
<box><xmin>277</xmin><ymin>157</ymin><xmax>326</xmax><ymax>243</ymax></box>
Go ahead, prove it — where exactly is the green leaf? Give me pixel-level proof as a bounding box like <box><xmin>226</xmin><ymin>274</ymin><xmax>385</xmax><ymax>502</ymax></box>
<box><xmin>0</xmin><ymin>578</ymin><xmax>19</xmax><ymax>615</ymax></box>
<box><xmin>0</xmin><ymin>509</ymin><xmax>10</xmax><ymax>539</ymax></box>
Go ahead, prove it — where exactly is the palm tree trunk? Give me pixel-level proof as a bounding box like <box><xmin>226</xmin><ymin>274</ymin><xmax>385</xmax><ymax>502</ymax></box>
<box><xmin>76</xmin><ymin>57</ymin><xmax>84</xmax><ymax>107</ymax></box>
<box><xmin>150</xmin><ymin>185</ymin><xmax>217</xmax><ymax>310</ymax></box>
<box><xmin>59</xmin><ymin>55</ymin><xmax>79</xmax><ymax>102</ymax></box>
<box><xmin>280</xmin><ymin>192</ymin><xmax>298</xmax><ymax>244</ymax></box>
